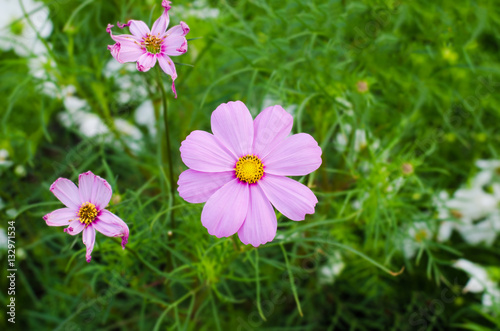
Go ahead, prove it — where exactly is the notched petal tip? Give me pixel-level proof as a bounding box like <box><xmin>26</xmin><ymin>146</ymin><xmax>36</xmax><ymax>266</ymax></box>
<box><xmin>86</xmin><ymin>256</ymin><xmax>92</xmax><ymax>263</ymax></box>
<box><xmin>179</xmin><ymin>21</ymin><xmax>190</xmax><ymax>36</ymax></box>
<box><xmin>106</xmin><ymin>24</ymin><xmax>114</xmax><ymax>33</ymax></box>
<box><xmin>176</xmin><ymin>40</ymin><xmax>187</xmax><ymax>54</ymax></box>
<box><xmin>117</xmin><ymin>21</ymin><xmax>131</xmax><ymax>29</ymax></box>
<box><xmin>95</xmin><ymin>175</ymin><xmax>112</xmax><ymax>191</ymax></box>
<box><xmin>49</xmin><ymin>178</ymin><xmax>63</xmax><ymax>192</ymax></box>
<box><xmin>64</xmin><ymin>226</ymin><xmax>73</xmax><ymax>233</ymax></box>
<box><xmin>79</xmin><ymin>170</ymin><xmax>95</xmax><ymax>180</ymax></box>
<box><xmin>162</xmin><ymin>0</ymin><xmax>172</xmax><ymax>10</ymax></box>
<box><xmin>121</xmin><ymin>236</ymin><xmax>128</xmax><ymax>249</ymax></box>
<box><xmin>137</xmin><ymin>63</ymin><xmax>148</xmax><ymax>72</ymax></box>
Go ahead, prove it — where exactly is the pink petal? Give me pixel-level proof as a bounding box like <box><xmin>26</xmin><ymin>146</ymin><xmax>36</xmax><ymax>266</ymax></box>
<box><xmin>94</xmin><ymin>210</ymin><xmax>129</xmax><ymax>249</ymax></box>
<box><xmin>106</xmin><ymin>24</ymin><xmax>142</xmax><ymax>44</ymax></box>
<box><xmin>262</xmin><ymin>133</ymin><xmax>322</xmax><ymax>176</ymax></box>
<box><xmin>178</xmin><ymin>169</ymin><xmax>235</xmax><ymax>203</ymax></box>
<box><xmin>117</xmin><ymin>43</ymin><xmax>144</xmax><ymax>63</ymax></box>
<box><xmin>164</xmin><ymin>21</ymin><xmax>190</xmax><ymax>38</ymax></box>
<box><xmin>78</xmin><ymin>171</ymin><xmax>95</xmax><ymax>203</ymax></box>
<box><xmin>180</xmin><ymin>130</ymin><xmax>236</xmax><ymax>172</ymax></box>
<box><xmin>163</xmin><ymin>36</ymin><xmax>187</xmax><ymax>56</ymax></box>
<box><xmin>127</xmin><ymin>20</ymin><xmax>151</xmax><ymax>38</ymax></box>
<box><xmin>162</xmin><ymin>0</ymin><xmax>172</xmax><ymax>10</ymax></box>
<box><xmin>211</xmin><ymin>101</ymin><xmax>254</xmax><ymax>157</ymax></box>
<box><xmin>107</xmin><ymin>43</ymin><xmax>121</xmax><ymax>62</ymax></box>
<box><xmin>106</xmin><ymin>25</ymin><xmax>143</xmax><ymax>64</ymax></box>
<box><xmin>50</xmin><ymin>178</ymin><xmax>81</xmax><ymax>210</ymax></box>
<box><xmin>151</xmin><ymin>0</ymin><xmax>171</xmax><ymax>36</ymax></box>
<box><xmin>116</xmin><ymin>21</ymin><xmax>131</xmax><ymax>29</ymax></box>
<box><xmin>83</xmin><ymin>226</ymin><xmax>96</xmax><ymax>263</ymax></box>
<box><xmin>43</xmin><ymin>208</ymin><xmax>77</xmax><ymax>227</ymax></box>
<box><xmin>108</xmin><ymin>41</ymin><xmax>144</xmax><ymax>64</ymax></box>
<box><xmin>157</xmin><ymin>55</ymin><xmax>177</xmax><ymax>97</ymax></box>
<box><xmin>252</xmin><ymin>105</ymin><xmax>293</xmax><ymax>159</ymax></box>
<box><xmin>201</xmin><ymin>179</ymin><xmax>249</xmax><ymax>238</ymax></box>
<box><xmin>90</xmin><ymin>175</ymin><xmax>112</xmax><ymax>211</ymax></box>
<box><xmin>259</xmin><ymin>174</ymin><xmax>318</xmax><ymax>221</ymax></box>
<box><xmin>238</xmin><ymin>184</ymin><xmax>277</xmax><ymax>247</ymax></box>
<box><xmin>64</xmin><ymin>219</ymin><xmax>85</xmax><ymax>236</ymax></box>
<box><xmin>136</xmin><ymin>53</ymin><xmax>157</xmax><ymax>72</ymax></box>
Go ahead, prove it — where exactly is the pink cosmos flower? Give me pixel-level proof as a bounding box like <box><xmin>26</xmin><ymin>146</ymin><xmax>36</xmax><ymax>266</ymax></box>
<box><xmin>178</xmin><ymin>101</ymin><xmax>322</xmax><ymax>247</ymax></box>
<box><xmin>106</xmin><ymin>0</ymin><xmax>189</xmax><ymax>98</ymax></box>
<box><xmin>43</xmin><ymin>171</ymin><xmax>129</xmax><ymax>262</ymax></box>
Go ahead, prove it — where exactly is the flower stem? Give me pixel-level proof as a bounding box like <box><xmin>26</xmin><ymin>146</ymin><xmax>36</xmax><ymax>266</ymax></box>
<box><xmin>155</xmin><ymin>66</ymin><xmax>176</xmax><ymax>235</ymax></box>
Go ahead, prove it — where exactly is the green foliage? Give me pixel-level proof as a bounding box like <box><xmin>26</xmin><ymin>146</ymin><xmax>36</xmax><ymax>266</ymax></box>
<box><xmin>1</xmin><ymin>0</ymin><xmax>499</xmax><ymax>330</ymax></box>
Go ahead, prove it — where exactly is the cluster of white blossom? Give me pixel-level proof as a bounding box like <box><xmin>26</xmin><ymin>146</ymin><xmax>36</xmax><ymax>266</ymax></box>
<box><xmin>436</xmin><ymin>160</ymin><xmax>500</xmax><ymax>246</ymax></box>
<box><xmin>403</xmin><ymin>160</ymin><xmax>500</xmax><ymax>256</ymax></box>
<box><xmin>59</xmin><ymin>85</ymin><xmax>143</xmax><ymax>151</ymax></box>
<box><xmin>401</xmin><ymin>160</ymin><xmax>500</xmax><ymax>312</ymax></box>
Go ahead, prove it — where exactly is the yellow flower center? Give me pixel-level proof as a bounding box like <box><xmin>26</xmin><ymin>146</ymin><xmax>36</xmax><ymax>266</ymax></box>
<box><xmin>78</xmin><ymin>202</ymin><xmax>98</xmax><ymax>225</ymax></box>
<box><xmin>141</xmin><ymin>34</ymin><xmax>163</xmax><ymax>54</ymax></box>
<box><xmin>235</xmin><ymin>155</ymin><xmax>264</xmax><ymax>184</ymax></box>
<box><xmin>414</xmin><ymin>229</ymin><xmax>428</xmax><ymax>243</ymax></box>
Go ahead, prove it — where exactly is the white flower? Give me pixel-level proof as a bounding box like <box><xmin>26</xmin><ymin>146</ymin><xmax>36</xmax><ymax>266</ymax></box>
<box><xmin>27</xmin><ymin>49</ymin><xmax>59</xmax><ymax>97</ymax></box>
<box><xmin>435</xmin><ymin>191</ymin><xmax>463</xmax><ymax>242</ymax></box>
<box><xmin>104</xmin><ymin>59</ymin><xmax>135</xmax><ymax>77</ymax></box>
<box><xmin>335</xmin><ymin>125</ymin><xmax>379</xmax><ymax>153</ymax></box>
<box><xmin>483</xmin><ymin>287</ymin><xmax>500</xmax><ymax>308</ymax></box>
<box><xmin>59</xmin><ymin>90</ymin><xmax>143</xmax><ymax>151</ymax></box>
<box><xmin>352</xmin><ymin>192</ymin><xmax>369</xmax><ymax>210</ymax></box>
<box><xmin>335</xmin><ymin>124</ymin><xmax>350</xmax><ymax>151</ymax></box>
<box><xmin>472</xmin><ymin>160</ymin><xmax>500</xmax><ymax>188</ymax></box>
<box><xmin>446</xmin><ymin>187</ymin><xmax>497</xmax><ymax>221</ymax></box>
<box><xmin>354</xmin><ymin>129</ymin><xmax>367</xmax><ymax>151</ymax></box>
<box><xmin>63</xmin><ymin>96</ymin><xmax>88</xmax><ymax>114</ymax></box>
<box><xmin>476</xmin><ymin>159</ymin><xmax>500</xmax><ymax>172</ymax></box>
<box><xmin>403</xmin><ymin>222</ymin><xmax>432</xmax><ymax>259</ymax></box>
<box><xmin>0</xmin><ymin>0</ymin><xmax>53</xmax><ymax>56</ymax></box>
<box><xmin>386</xmin><ymin>177</ymin><xmax>404</xmax><ymax>196</ymax></box>
<box><xmin>0</xmin><ymin>149</ymin><xmax>13</xmax><ymax>167</ymax></box>
<box><xmin>454</xmin><ymin>259</ymin><xmax>491</xmax><ymax>293</ymax></box>
<box><xmin>0</xmin><ymin>228</ymin><xmax>7</xmax><ymax>251</ymax></box>
<box><xmin>78</xmin><ymin>113</ymin><xmax>109</xmax><ymax>137</ymax></box>
<box><xmin>435</xmin><ymin>159</ymin><xmax>500</xmax><ymax>246</ymax></box>
<box><xmin>457</xmin><ymin>219</ymin><xmax>498</xmax><ymax>246</ymax></box>
<box><xmin>103</xmin><ymin>59</ymin><xmax>147</xmax><ymax>104</ymax></box>
<box><xmin>335</xmin><ymin>96</ymin><xmax>353</xmax><ymax>110</ymax></box>
<box><xmin>453</xmin><ymin>259</ymin><xmax>500</xmax><ymax>308</ymax></box>
<box><xmin>135</xmin><ymin>100</ymin><xmax>157</xmax><ymax>137</ymax></box>
<box><xmin>176</xmin><ymin>0</ymin><xmax>220</xmax><ymax>19</ymax></box>
<box><xmin>318</xmin><ymin>252</ymin><xmax>345</xmax><ymax>285</ymax></box>
<box><xmin>114</xmin><ymin>118</ymin><xmax>143</xmax><ymax>151</ymax></box>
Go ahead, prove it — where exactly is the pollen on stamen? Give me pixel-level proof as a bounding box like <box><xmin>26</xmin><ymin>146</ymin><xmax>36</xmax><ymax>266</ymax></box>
<box><xmin>78</xmin><ymin>202</ymin><xmax>98</xmax><ymax>226</ymax></box>
<box><xmin>235</xmin><ymin>154</ymin><xmax>264</xmax><ymax>184</ymax></box>
<box><xmin>141</xmin><ymin>34</ymin><xmax>163</xmax><ymax>54</ymax></box>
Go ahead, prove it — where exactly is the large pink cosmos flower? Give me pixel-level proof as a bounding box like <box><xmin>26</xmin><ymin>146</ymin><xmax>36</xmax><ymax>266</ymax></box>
<box><xmin>178</xmin><ymin>101</ymin><xmax>322</xmax><ymax>247</ymax></box>
<box><xmin>43</xmin><ymin>171</ymin><xmax>129</xmax><ymax>262</ymax></box>
<box><xmin>106</xmin><ymin>0</ymin><xmax>189</xmax><ymax>98</ymax></box>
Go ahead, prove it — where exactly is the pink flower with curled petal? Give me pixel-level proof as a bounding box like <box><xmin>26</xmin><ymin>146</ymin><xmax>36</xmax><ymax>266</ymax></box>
<box><xmin>43</xmin><ymin>171</ymin><xmax>129</xmax><ymax>262</ymax></box>
<box><xmin>106</xmin><ymin>0</ymin><xmax>189</xmax><ymax>98</ymax></box>
<box><xmin>178</xmin><ymin>101</ymin><xmax>322</xmax><ymax>247</ymax></box>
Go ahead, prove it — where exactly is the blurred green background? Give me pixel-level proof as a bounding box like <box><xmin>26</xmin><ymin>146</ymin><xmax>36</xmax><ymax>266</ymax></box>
<box><xmin>1</xmin><ymin>0</ymin><xmax>500</xmax><ymax>329</ymax></box>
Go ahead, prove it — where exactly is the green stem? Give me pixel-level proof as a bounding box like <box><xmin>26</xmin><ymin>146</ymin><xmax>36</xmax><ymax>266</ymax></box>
<box><xmin>155</xmin><ymin>66</ymin><xmax>176</xmax><ymax>234</ymax></box>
